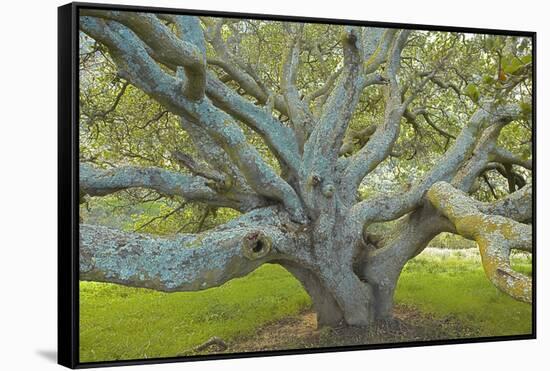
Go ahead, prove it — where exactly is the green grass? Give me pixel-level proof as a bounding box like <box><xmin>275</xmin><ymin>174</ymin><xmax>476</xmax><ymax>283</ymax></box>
<box><xmin>80</xmin><ymin>250</ymin><xmax>532</xmax><ymax>362</ymax></box>
<box><xmin>395</xmin><ymin>250</ymin><xmax>532</xmax><ymax>337</ymax></box>
<box><xmin>80</xmin><ymin>264</ymin><xmax>311</xmax><ymax>362</ymax></box>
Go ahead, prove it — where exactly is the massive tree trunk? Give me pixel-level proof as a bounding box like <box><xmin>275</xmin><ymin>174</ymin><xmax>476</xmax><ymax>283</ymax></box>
<box><xmin>280</xmin><ymin>262</ymin><xmax>344</xmax><ymax>327</ymax></box>
<box><xmin>77</xmin><ymin>11</ymin><xmax>533</xmax><ymax>329</ymax></box>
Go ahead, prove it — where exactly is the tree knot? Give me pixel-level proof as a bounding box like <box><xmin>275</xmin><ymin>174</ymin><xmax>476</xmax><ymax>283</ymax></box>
<box><xmin>242</xmin><ymin>231</ymin><xmax>272</xmax><ymax>260</ymax></box>
<box><xmin>322</xmin><ymin>183</ymin><xmax>335</xmax><ymax>198</ymax></box>
<box><xmin>308</xmin><ymin>173</ymin><xmax>322</xmax><ymax>187</ymax></box>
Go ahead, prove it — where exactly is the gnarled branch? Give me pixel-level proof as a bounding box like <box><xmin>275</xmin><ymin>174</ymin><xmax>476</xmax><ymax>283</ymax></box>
<box><xmin>491</xmin><ymin>147</ymin><xmax>532</xmax><ymax>170</ymax></box>
<box><xmin>205</xmin><ymin>73</ymin><xmax>301</xmax><ymax>175</ymax></box>
<box><xmin>300</xmin><ymin>26</ymin><xmax>368</xmax><ymax>211</ymax></box>
<box><xmin>477</xmin><ymin>184</ymin><xmax>532</xmax><ymax>223</ymax></box>
<box><xmin>79</xmin><ymin>164</ymin><xmax>266</xmax><ymax>211</ymax></box>
<box><xmin>428</xmin><ymin>181</ymin><xmax>531</xmax><ymax>302</ymax></box>
<box><xmin>281</xmin><ymin>24</ymin><xmax>314</xmax><ymax>150</ymax></box>
<box><xmin>80</xmin><ymin>223</ymin><xmax>269</xmax><ymax>291</ymax></box>
<box><xmin>341</xmin><ymin>30</ymin><xmax>411</xmax><ymax>202</ymax></box>
<box><xmin>81</xmin><ymin>10</ymin><xmax>206</xmax><ymax>101</ymax></box>
<box><xmin>363</xmin><ymin>28</ymin><xmax>397</xmax><ymax>75</ymax></box>
<box><xmin>80</xmin><ymin>208</ymin><xmax>307</xmax><ymax>292</ymax></box>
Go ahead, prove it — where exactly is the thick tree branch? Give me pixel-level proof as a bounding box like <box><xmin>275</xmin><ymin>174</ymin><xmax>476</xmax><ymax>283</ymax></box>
<box><xmin>491</xmin><ymin>147</ymin><xmax>532</xmax><ymax>170</ymax></box>
<box><xmin>299</xmin><ymin>27</ymin><xmax>368</xmax><ymax>211</ymax></box>
<box><xmin>310</xmin><ymin>26</ymin><xmax>366</xmax><ymax>146</ymax></box>
<box><xmin>339</xmin><ymin>125</ymin><xmax>377</xmax><ymax>156</ymax></box>
<box><xmin>363</xmin><ymin>29</ymin><xmax>398</xmax><ymax>75</ymax></box>
<box><xmin>281</xmin><ymin>24</ymin><xmax>315</xmax><ymax>150</ymax></box>
<box><xmin>203</xmin><ymin>19</ymin><xmax>289</xmax><ymax>117</ymax></box>
<box><xmin>80</xmin><ymin>208</ymin><xmax>310</xmax><ymax>292</ymax></box>
<box><xmin>451</xmin><ymin>109</ymin><xmax>521</xmax><ymax>194</ymax></box>
<box><xmin>81</xmin><ymin>10</ymin><xmax>206</xmax><ymax>101</ymax></box>
<box><xmin>428</xmin><ymin>181</ymin><xmax>531</xmax><ymax>302</ymax></box>
<box><xmin>80</xmin><ymin>164</ymin><xmax>265</xmax><ymax>211</ymax></box>
<box><xmin>341</xmin><ymin>30</ymin><xmax>411</xmax><ymax>203</ymax></box>
<box><xmin>477</xmin><ymin>184</ymin><xmax>532</xmax><ymax>223</ymax></box>
<box><xmin>205</xmin><ymin>73</ymin><xmax>301</xmax><ymax>175</ymax></box>
<box><xmin>157</xmin><ymin>14</ymin><xmax>206</xmax><ymax>51</ymax></box>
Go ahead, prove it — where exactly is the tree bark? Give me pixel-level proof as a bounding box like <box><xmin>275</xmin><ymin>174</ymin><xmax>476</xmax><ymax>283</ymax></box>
<box><xmin>281</xmin><ymin>262</ymin><xmax>344</xmax><ymax>327</ymax></box>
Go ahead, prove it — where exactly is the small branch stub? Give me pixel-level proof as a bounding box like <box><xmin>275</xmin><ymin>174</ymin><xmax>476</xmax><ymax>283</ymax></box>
<box><xmin>322</xmin><ymin>183</ymin><xmax>335</xmax><ymax>198</ymax></box>
<box><xmin>177</xmin><ymin>336</ymin><xmax>227</xmax><ymax>356</ymax></box>
<box><xmin>242</xmin><ymin>231</ymin><xmax>272</xmax><ymax>260</ymax></box>
<box><xmin>308</xmin><ymin>173</ymin><xmax>322</xmax><ymax>187</ymax></box>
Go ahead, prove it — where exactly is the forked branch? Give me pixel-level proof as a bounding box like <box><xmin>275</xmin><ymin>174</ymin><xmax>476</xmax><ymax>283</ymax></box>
<box><xmin>81</xmin><ymin>10</ymin><xmax>207</xmax><ymax>101</ymax></box>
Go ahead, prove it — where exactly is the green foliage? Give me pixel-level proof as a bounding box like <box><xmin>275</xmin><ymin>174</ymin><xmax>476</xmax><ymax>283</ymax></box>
<box><xmin>482</xmin><ymin>74</ymin><xmax>495</xmax><ymax>84</ymax></box>
<box><xmin>498</xmin><ymin>121</ymin><xmax>532</xmax><ymax>162</ymax></box>
<box><xmin>81</xmin><ymin>195</ymin><xmax>241</xmax><ymax>236</ymax></box>
<box><xmin>429</xmin><ymin>232</ymin><xmax>476</xmax><ymax>249</ymax></box>
<box><xmin>464</xmin><ymin>83</ymin><xmax>480</xmax><ymax>103</ymax></box>
<box><xmin>130</xmin><ymin>203</ymin><xmax>240</xmax><ymax>235</ymax></box>
<box><xmin>520</xmin><ymin>100</ymin><xmax>533</xmax><ymax>118</ymax></box>
<box><xmin>501</xmin><ymin>54</ymin><xmax>531</xmax><ymax>74</ymax></box>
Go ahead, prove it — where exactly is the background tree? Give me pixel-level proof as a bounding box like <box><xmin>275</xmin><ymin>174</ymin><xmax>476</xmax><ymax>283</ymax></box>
<box><xmin>78</xmin><ymin>10</ymin><xmax>533</xmax><ymax>327</ymax></box>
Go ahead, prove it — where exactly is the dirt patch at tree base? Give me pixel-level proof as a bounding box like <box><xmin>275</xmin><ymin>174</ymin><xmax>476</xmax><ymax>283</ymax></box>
<box><xmin>190</xmin><ymin>304</ymin><xmax>480</xmax><ymax>355</ymax></box>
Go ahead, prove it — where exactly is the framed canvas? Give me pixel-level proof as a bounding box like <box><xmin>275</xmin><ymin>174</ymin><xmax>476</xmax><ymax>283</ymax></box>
<box><xmin>58</xmin><ymin>2</ymin><xmax>536</xmax><ymax>368</ymax></box>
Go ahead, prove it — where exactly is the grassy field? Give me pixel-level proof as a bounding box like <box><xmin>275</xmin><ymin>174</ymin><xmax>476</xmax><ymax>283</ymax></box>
<box><xmin>80</xmin><ymin>264</ymin><xmax>311</xmax><ymax>362</ymax></box>
<box><xmin>395</xmin><ymin>249</ymin><xmax>532</xmax><ymax>337</ymax></box>
<box><xmin>79</xmin><ymin>248</ymin><xmax>532</xmax><ymax>362</ymax></box>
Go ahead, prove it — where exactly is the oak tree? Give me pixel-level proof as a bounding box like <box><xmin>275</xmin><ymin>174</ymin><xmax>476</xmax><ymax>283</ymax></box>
<box><xmin>78</xmin><ymin>11</ymin><xmax>533</xmax><ymax>327</ymax></box>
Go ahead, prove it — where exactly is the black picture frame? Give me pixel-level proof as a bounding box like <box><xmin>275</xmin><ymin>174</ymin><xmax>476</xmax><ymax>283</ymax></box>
<box><xmin>58</xmin><ymin>2</ymin><xmax>537</xmax><ymax>368</ymax></box>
